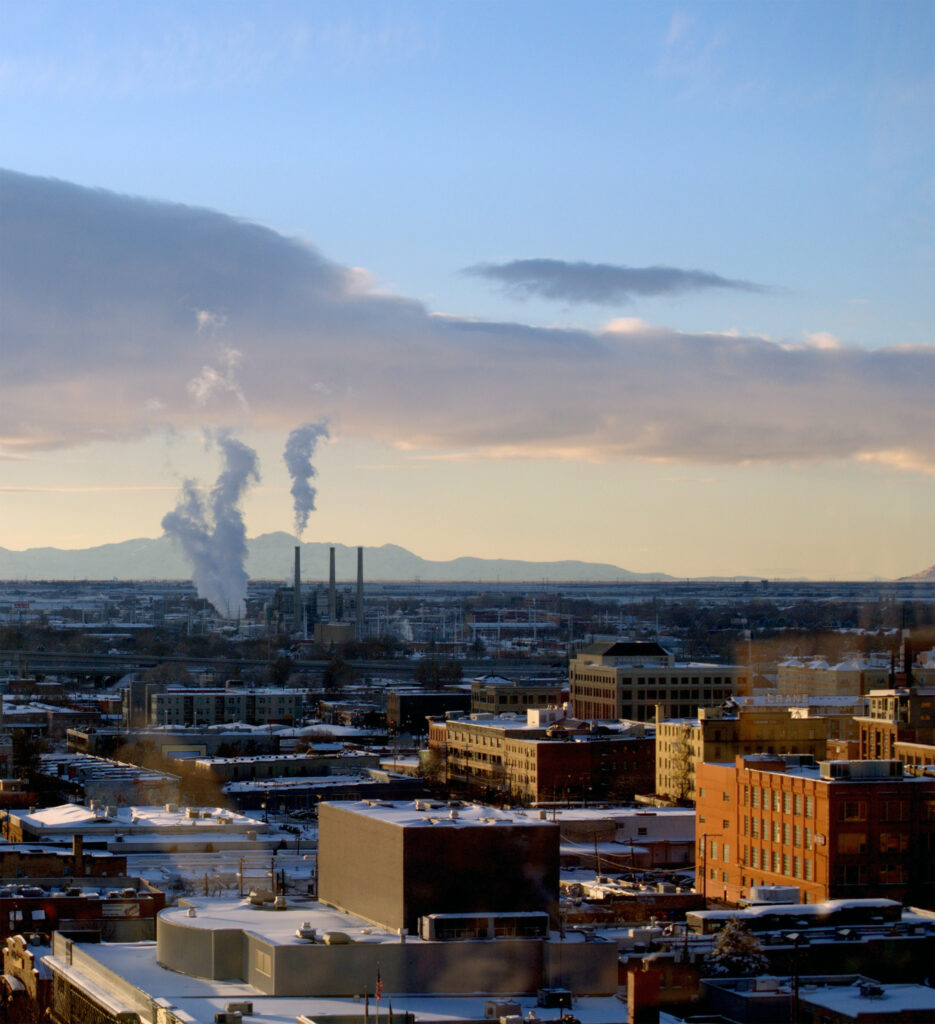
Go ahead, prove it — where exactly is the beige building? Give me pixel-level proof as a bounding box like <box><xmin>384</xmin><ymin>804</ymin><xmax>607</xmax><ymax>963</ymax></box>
<box><xmin>777</xmin><ymin>655</ymin><xmax>891</xmax><ymax>698</ymax></box>
<box><xmin>655</xmin><ymin>703</ymin><xmax>828</xmax><ymax>803</ymax></box>
<box><xmin>569</xmin><ymin>641</ymin><xmax>748</xmax><ymax>722</ymax></box>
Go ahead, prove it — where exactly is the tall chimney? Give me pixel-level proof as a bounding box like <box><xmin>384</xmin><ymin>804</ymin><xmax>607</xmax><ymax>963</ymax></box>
<box><xmin>329</xmin><ymin>546</ymin><xmax>337</xmax><ymax>621</ymax></box>
<box><xmin>356</xmin><ymin>546</ymin><xmax>364</xmax><ymax>641</ymax></box>
<box><xmin>294</xmin><ymin>546</ymin><xmax>302</xmax><ymax>635</ymax></box>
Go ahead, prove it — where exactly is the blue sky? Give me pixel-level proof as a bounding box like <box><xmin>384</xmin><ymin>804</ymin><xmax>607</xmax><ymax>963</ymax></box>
<box><xmin>1</xmin><ymin>1</ymin><xmax>933</xmax><ymax>578</ymax></box>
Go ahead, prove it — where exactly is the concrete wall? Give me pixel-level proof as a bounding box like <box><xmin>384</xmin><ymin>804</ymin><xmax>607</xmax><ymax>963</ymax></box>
<box><xmin>156</xmin><ymin>915</ymin><xmax>245</xmax><ymax>981</ymax></box>
<box><xmin>318</xmin><ymin>803</ymin><xmax>406</xmax><ymax>930</ymax></box>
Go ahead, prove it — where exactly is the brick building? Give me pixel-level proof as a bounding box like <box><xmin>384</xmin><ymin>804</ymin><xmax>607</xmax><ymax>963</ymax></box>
<box><xmin>695</xmin><ymin>754</ymin><xmax>935</xmax><ymax>907</ymax></box>
<box><xmin>430</xmin><ymin>709</ymin><xmax>654</xmax><ymax>803</ymax></box>
<box><xmin>857</xmin><ymin>687</ymin><xmax>935</xmax><ymax>761</ymax></box>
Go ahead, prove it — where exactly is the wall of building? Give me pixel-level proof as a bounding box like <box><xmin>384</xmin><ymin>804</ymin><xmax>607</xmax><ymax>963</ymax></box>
<box><xmin>317</xmin><ymin>803</ymin><xmax>406</xmax><ymax>931</ymax></box>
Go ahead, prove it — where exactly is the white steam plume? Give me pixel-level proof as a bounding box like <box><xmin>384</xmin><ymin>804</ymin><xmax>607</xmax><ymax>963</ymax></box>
<box><xmin>283</xmin><ymin>419</ymin><xmax>330</xmax><ymax>537</ymax></box>
<box><xmin>161</xmin><ymin>431</ymin><xmax>260</xmax><ymax>618</ymax></box>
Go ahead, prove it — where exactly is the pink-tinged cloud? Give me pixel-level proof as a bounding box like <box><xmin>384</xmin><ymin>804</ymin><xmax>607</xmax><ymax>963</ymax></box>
<box><xmin>2</xmin><ymin>169</ymin><xmax>933</xmax><ymax>471</ymax></box>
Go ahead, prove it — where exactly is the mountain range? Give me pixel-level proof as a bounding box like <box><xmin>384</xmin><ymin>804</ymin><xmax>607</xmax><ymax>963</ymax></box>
<box><xmin>0</xmin><ymin>532</ymin><xmax>672</xmax><ymax>583</ymax></box>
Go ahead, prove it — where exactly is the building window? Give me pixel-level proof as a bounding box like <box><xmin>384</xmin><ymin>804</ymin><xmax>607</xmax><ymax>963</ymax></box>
<box><xmin>772</xmin><ymin>821</ymin><xmax>781</xmax><ymax>843</ymax></box>
<box><xmin>804</xmin><ymin>859</ymin><xmax>813</xmax><ymax>881</ymax></box>
<box><xmin>783</xmin><ymin>793</ymin><xmax>792</xmax><ymax>814</ymax></box>
<box><xmin>723</xmin><ymin>843</ymin><xmax>730</xmax><ymax>862</ymax></box>
<box><xmin>839</xmin><ymin>801</ymin><xmax>867</xmax><ymax>822</ymax></box>
<box><xmin>722</xmin><ymin>819</ymin><xmax>730</xmax><ymax>830</ymax></box>
<box><xmin>751</xmin><ymin>818</ymin><xmax>759</xmax><ymax>838</ymax></box>
<box><xmin>794</xmin><ymin>856</ymin><xmax>803</xmax><ymax>878</ymax></box>
<box><xmin>751</xmin><ymin>789</ymin><xmax>760</xmax><ymax>809</ymax></box>
<box><xmin>772</xmin><ymin>792</ymin><xmax>781</xmax><ymax>812</ymax></box>
<box><xmin>794</xmin><ymin>825</ymin><xmax>802</xmax><ymax>847</ymax></box>
<box><xmin>794</xmin><ymin>793</ymin><xmax>803</xmax><ymax>815</ymax></box>
<box><xmin>743</xmin><ymin>817</ymin><xmax>749</xmax><ymax>836</ymax></box>
<box><xmin>751</xmin><ymin>848</ymin><xmax>759</xmax><ymax>868</ymax></box>
<box><xmin>772</xmin><ymin>851</ymin><xmax>780</xmax><ymax>872</ymax></box>
<box><xmin>879</xmin><ymin>833</ymin><xmax>909</xmax><ymax>854</ymax></box>
<box><xmin>782</xmin><ymin>823</ymin><xmax>791</xmax><ymax>846</ymax></box>
<box><xmin>782</xmin><ymin>854</ymin><xmax>791</xmax><ymax>875</ymax></box>
<box><xmin>722</xmin><ymin>792</ymin><xmax>730</xmax><ymax>802</ymax></box>
<box><xmin>805</xmin><ymin>796</ymin><xmax>814</xmax><ymax>817</ymax></box>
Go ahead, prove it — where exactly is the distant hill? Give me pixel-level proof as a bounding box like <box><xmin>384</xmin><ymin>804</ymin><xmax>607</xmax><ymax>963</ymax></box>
<box><xmin>901</xmin><ymin>564</ymin><xmax>935</xmax><ymax>582</ymax></box>
<box><xmin>0</xmin><ymin>532</ymin><xmax>673</xmax><ymax>583</ymax></box>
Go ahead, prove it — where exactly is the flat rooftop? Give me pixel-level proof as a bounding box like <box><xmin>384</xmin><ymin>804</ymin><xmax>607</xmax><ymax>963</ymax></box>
<box><xmin>321</xmin><ymin>800</ymin><xmax>557</xmax><ymax>830</ymax></box>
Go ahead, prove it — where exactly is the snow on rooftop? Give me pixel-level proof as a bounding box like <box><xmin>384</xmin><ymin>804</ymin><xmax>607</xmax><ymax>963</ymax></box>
<box><xmin>322</xmin><ymin>799</ymin><xmax>557</xmax><ymax>829</ymax></box>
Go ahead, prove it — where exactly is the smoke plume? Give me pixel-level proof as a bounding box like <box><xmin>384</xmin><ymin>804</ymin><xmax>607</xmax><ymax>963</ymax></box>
<box><xmin>161</xmin><ymin>431</ymin><xmax>260</xmax><ymax>618</ymax></box>
<box><xmin>283</xmin><ymin>419</ymin><xmax>330</xmax><ymax>537</ymax></box>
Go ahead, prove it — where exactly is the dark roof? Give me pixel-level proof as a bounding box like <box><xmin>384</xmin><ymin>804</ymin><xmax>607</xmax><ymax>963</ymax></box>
<box><xmin>580</xmin><ymin>641</ymin><xmax>670</xmax><ymax>657</ymax></box>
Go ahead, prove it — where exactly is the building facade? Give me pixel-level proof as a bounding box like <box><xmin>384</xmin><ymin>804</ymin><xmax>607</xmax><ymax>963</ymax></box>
<box><xmin>569</xmin><ymin>642</ymin><xmax>747</xmax><ymax>722</ymax></box>
<box><xmin>655</xmin><ymin>704</ymin><xmax>828</xmax><ymax>803</ymax></box>
<box><xmin>695</xmin><ymin>754</ymin><xmax>935</xmax><ymax>907</ymax></box>
<box><xmin>432</xmin><ymin>709</ymin><xmax>654</xmax><ymax>804</ymax></box>
<box><xmin>857</xmin><ymin>687</ymin><xmax>935</xmax><ymax>761</ymax></box>
<box><xmin>149</xmin><ymin>686</ymin><xmax>305</xmax><ymax>727</ymax></box>
<box><xmin>470</xmin><ymin>675</ymin><xmax>565</xmax><ymax>715</ymax></box>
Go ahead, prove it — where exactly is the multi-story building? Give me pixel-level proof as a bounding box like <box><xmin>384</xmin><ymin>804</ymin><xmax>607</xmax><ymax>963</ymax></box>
<box><xmin>148</xmin><ymin>686</ymin><xmax>305</xmax><ymax>727</ymax></box>
<box><xmin>655</xmin><ymin>704</ymin><xmax>828</xmax><ymax>803</ymax></box>
<box><xmin>569</xmin><ymin>641</ymin><xmax>748</xmax><ymax>722</ymax></box>
<box><xmin>431</xmin><ymin>708</ymin><xmax>654</xmax><ymax>804</ymax></box>
<box><xmin>470</xmin><ymin>674</ymin><xmax>565</xmax><ymax>715</ymax></box>
<box><xmin>318</xmin><ymin>799</ymin><xmax>561</xmax><ymax>933</ymax></box>
<box><xmin>385</xmin><ymin>688</ymin><xmax>471</xmax><ymax>735</ymax></box>
<box><xmin>776</xmin><ymin>655</ymin><xmax>891</xmax><ymax>698</ymax></box>
<box><xmin>857</xmin><ymin>687</ymin><xmax>935</xmax><ymax>761</ymax></box>
<box><xmin>695</xmin><ymin>754</ymin><xmax>935</xmax><ymax>907</ymax></box>
<box><xmin>733</xmin><ymin>693</ymin><xmax>866</xmax><ymax>745</ymax></box>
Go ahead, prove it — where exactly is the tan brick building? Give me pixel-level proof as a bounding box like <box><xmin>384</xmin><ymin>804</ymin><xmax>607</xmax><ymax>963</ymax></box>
<box><xmin>655</xmin><ymin>704</ymin><xmax>828</xmax><ymax>803</ymax></box>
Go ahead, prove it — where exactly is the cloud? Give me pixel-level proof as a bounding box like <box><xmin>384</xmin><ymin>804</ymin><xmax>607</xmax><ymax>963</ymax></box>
<box><xmin>463</xmin><ymin>258</ymin><xmax>766</xmax><ymax>305</ymax></box>
<box><xmin>1</xmin><ymin>169</ymin><xmax>933</xmax><ymax>473</ymax></box>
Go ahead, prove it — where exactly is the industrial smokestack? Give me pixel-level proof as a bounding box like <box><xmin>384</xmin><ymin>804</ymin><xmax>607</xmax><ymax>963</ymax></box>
<box><xmin>357</xmin><ymin>546</ymin><xmax>364</xmax><ymax>641</ymax></box>
<box><xmin>329</xmin><ymin>546</ymin><xmax>337</xmax><ymax>621</ymax></box>
<box><xmin>294</xmin><ymin>546</ymin><xmax>302</xmax><ymax>635</ymax></box>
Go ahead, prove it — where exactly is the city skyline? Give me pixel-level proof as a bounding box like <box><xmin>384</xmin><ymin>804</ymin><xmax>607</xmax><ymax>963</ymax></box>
<box><xmin>2</xmin><ymin>1</ymin><xmax>934</xmax><ymax>580</ymax></box>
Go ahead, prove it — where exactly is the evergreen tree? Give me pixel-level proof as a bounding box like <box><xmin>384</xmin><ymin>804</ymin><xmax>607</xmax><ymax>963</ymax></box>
<box><xmin>702</xmin><ymin>919</ymin><xmax>770</xmax><ymax>977</ymax></box>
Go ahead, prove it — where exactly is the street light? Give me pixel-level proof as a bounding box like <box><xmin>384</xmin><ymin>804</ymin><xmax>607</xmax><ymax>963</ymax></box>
<box><xmin>699</xmin><ymin>832</ymin><xmax>723</xmax><ymax>904</ymax></box>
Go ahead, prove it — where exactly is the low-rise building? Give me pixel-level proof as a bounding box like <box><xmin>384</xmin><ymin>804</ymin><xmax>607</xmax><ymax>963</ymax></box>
<box><xmin>695</xmin><ymin>754</ymin><xmax>935</xmax><ymax>906</ymax></box>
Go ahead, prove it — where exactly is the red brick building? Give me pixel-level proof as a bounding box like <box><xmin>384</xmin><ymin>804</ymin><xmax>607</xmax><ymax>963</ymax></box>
<box><xmin>695</xmin><ymin>754</ymin><xmax>935</xmax><ymax>907</ymax></box>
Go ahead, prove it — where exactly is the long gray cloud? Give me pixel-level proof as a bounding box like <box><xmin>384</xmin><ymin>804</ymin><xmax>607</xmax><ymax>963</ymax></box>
<box><xmin>1</xmin><ymin>168</ymin><xmax>933</xmax><ymax>471</ymax></box>
<box><xmin>463</xmin><ymin>258</ymin><xmax>765</xmax><ymax>304</ymax></box>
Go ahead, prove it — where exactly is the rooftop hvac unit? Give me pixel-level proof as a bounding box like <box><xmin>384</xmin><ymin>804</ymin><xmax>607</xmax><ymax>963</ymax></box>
<box><xmin>537</xmin><ymin>989</ymin><xmax>572</xmax><ymax>1009</ymax></box>
<box><xmin>226</xmin><ymin>1003</ymin><xmax>253</xmax><ymax>1016</ymax></box>
<box><xmin>485</xmin><ymin>1000</ymin><xmax>521</xmax><ymax>1019</ymax></box>
<box><xmin>214</xmin><ymin>1014</ymin><xmax>242</xmax><ymax>1024</ymax></box>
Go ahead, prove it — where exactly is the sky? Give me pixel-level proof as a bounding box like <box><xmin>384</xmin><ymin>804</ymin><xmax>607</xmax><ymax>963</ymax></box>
<box><xmin>1</xmin><ymin>0</ymin><xmax>933</xmax><ymax>580</ymax></box>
